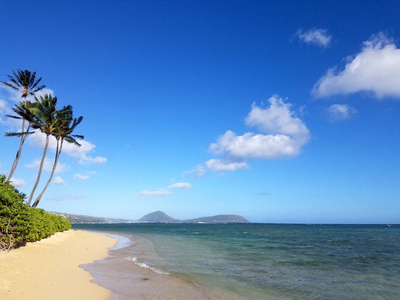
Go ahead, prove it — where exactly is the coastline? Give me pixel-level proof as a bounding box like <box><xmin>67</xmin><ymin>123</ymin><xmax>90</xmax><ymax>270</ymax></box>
<box><xmin>83</xmin><ymin>231</ymin><xmax>222</xmax><ymax>300</ymax></box>
<box><xmin>1</xmin><ymin>224</ymin><xmax>396</xmax><ymax>300</ymax></box>
<box><xmin>0</xmin><ymin>229</ymin><xmax>117</xmax><ymax>300</ymax></box>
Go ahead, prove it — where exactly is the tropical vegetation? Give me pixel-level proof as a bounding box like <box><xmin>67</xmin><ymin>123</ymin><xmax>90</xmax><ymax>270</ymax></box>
<box><xmin>0</xmin><ymin>70</ymin><xmax>45</xmax><ymax>180</ymax></box>
<box><xmin>0</xmin><ymin>175</ymin><xmax>71</xmax><ymax>251</ymax></box>
<box><xmin>32</xmin><ymin>102</ymin><xmax>84</xmax><ymax>208</ymax></box>
<box><xmin>0</xmin><ymin>69</ymin><xmax>84</xmax><ymax>250</ymax></box>
<box><xmin>1</xmin><ymin>69</ymin><xmax>84</xmax><ymax>207</ymax></box>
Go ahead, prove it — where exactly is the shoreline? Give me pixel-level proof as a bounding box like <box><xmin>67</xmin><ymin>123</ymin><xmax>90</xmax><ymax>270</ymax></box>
<box><xmin>82</xmin><ymin>230</ymin><xmax>244</xmax><ymax>300</ymax></box>
<box><xmin>0</xmin><ymin>229</ymin><xmax>117</xmax><ymax>300</ymax></box>
<box><xmin>0</xmin><ymin>228</ymin><xmax>222</xmax><ymax>300</ymax></box>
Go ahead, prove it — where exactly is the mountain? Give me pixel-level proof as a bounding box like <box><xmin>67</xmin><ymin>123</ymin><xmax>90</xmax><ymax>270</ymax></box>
<box><xmin>185</xmin><ymin>214</ymin><xmax>250</xmax><ymax>224</ymax></box>
<box><xmin>138</xmin><ymin>211</ymin><xmax>250</xmax><ymax>224</ymax></box>
<box><xmin>138</xmin><ymin>211</ymin><xmax>177</xmax><ymax>223</ymax></box>
<box><xmin>49</xmin><ymin>212</ymin><xmax>134</xmax><ymax>224</ymax></box>
<box><xmin>50</xmin><ymin>211</ymin><xmax>250</xmax><ymax>224</ymax></box>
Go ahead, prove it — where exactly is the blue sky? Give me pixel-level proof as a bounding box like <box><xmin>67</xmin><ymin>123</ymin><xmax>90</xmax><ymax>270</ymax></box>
<box><xmin>1</xmin><ymin>0</ymin><xmax>399</xmax><ymax>223</ymax></box>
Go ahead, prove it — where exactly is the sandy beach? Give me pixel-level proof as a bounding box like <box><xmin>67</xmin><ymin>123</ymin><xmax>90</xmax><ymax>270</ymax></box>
<box><xmin>0</xmin><ymin>229</ymin><xmax>222</xmax><ymax>300</ymax></box>
<box><xmin>82</xmin><ymin>232</ymin><xmax>239</xmax><ymax>300</ymax></box>
<box><xmin>0</xmin><ymin>229</ymin><xmax>117</xmax><ymax>300</ymax></box>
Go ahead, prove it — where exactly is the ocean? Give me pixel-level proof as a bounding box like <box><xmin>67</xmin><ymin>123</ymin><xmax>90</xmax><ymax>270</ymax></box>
<box><xmin>73</xmin><ymin>223</ymin><xmax>400</xmax><ymax>299</ymax></box>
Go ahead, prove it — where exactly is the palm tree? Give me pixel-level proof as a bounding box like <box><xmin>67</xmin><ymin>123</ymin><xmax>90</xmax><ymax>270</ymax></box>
<box><xmin>25</xmin><ymin>94</ymin><xmax>60</xmax><ymax>206</ymax></box>
<box><xmin>5</xmin><ymin>101</ymin><xmax>38</xmax><ymax>136</ymax></box>
<box><xmin>1</xmin><ymin>69</ymin><xmax>45</xmax><ymax>180</ymax></box>
<box><xmin>32</xmin><ymin>106</ymin><xmax>84</xmax><ymax>208</ymax></box>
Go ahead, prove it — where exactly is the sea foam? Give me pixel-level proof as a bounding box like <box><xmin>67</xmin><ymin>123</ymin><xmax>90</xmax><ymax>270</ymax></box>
<box><xmin>126</xmin><ymin>256</ymin><xmax>170</xmax><ymax>275</ymax></box>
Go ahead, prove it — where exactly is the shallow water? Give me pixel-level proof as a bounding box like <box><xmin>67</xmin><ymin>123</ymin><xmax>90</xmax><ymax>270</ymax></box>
<box><xmin>75</xmin><ymin>224</ymin><xmax>400</xmax><ymax>299</ymax></box>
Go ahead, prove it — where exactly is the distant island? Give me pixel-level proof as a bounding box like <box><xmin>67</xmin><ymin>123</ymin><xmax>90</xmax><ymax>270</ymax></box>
<box><xmin>51</xmin><ymin>210</ymin><xmax>250</xmax><ymax>224</ymax></box>
<box><xmin>49</xmin><ymin>212</ymin><xmax>133</xmax><ymax>224</ymax></box>
<box><xmin>138</xmin><ymin>211</ymin><xmax>177</xmax><ymax>223</ymax></box>
<box><xmin>139</xmin><ymin>211</ymin><xmax>250</xmax><ymax>223</ymax></box>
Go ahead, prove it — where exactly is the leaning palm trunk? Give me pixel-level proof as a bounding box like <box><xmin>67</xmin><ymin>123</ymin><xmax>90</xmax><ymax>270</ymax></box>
<box><xmin>7</xmin><ymin>99</ymin><xmax>30</xmax><ymax>181</ymax></box>
<box><xmin>32</xmin><ymin>139</ymin><xmax>63</xmax><ymax>208</ymax></box>
<box><xmin>2</xmin><ymin>68</ymin><xmax>46</xmax><ymax>180</ymax></box>
<box><xmin>27</xmin><ymin>134</ymin><xmax>49</xmax><ymax>206</ymax></box>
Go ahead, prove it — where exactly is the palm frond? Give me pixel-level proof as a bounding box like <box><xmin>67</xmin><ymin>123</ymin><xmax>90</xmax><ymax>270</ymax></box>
<box><xmin>31</xmin><ymin>84</ymin><xmax>45</xmax><ymax>94</ymax></box>
<box><xmin>72</xmin><ymin>134</ymin><xmax>84</xmax><ymax>139</ymax></box>
<box><xmin>9</xmin><ymin>79</ymin><xmax>22</xmax><ymax>89</ymax></box>
<box><xmin>29</xmin><ymin>71</ymin><xmax>36</xmax><ymax>86</ymax></box>
<box><xmin>64</xmin><ymin>136</ymin><xmax>81</xmax><ymax>147</ymax></box>
<box><xmin>70</xmin><ymin>116</ymin><xmax>83</xmax><ymax>131</ymax></box>
<box><xmin>0</xmin><ymin>81</ymin><xmax>19</xmax><ymax>90</ymax></box>
<box><xmin>9</xmin><ymin>72</ymin><xmax>23</xmax><ymax>87</ymax></box>
<box><xmin>2</xmin><ymin>69</ymin><xmax>46</xmax><ymax>99</ymax></box>
<box><xmin>10</xmin><ymin>104</ymin><xmax>36</xmax><ymax>123</ymax></box>
<box><xmin>5</xmin><ymin>114</ymin><xmax>22</xmax><ymax>120</ymax></box>
<box><xmin>30</xmin><ymin>76</ymin><xmax>42</xmax><ymax>89</ymax></box>
<box><xmin>5</xmin><ymin>131</ymin><xmax>34</xmax><ymax>137</ymax></box>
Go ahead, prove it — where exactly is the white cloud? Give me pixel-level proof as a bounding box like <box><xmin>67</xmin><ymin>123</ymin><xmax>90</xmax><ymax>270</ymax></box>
<box><xmin>245</xmin><ymin>97</ymin><xmax>310</xmax><ymax>137</ymax></box>
<box><xmin>77</xmin><ymin>156</ymin><xmax>107</xmax><ymax>165</ymax></box>
<box><xmin>61</xmin><ymin>139</ymin><xmax>94</xmax><ymax>158</ymax></box>
<box><xmin>0</xmin><ymin>112</ymin><xmax>23</xmax><ymax>128</ymax></box>
<box><xmin>205</xmin><ymin>159</ymin><xmax>249</xmax><ymax>172</ymax></box>
<box><xmin>0</xmin><ymin>100</ymin><xmax>7</xmax><ymax>125</ymax></box>
<box><xmin>1</xmin><ymin>86</ymin><xmax>55</xmax><ymax>103</ymax></box>
<box><xmin>53</xmin><ymin>176</ymin><xmax>65</xmax><ymax>185</ymax></box>
<box><xmin>210</xmin><ymin>97</ymin><xmax>310</xmax><ymax>160</ymax></box>
<box><xmin>28</xmin><ymin>131</ymin><xmax>68</xmax><ymax>150</ymax></box>
<box><xmin>27</xmin><ymin>132</ymin><xmax>106</xmax><ymax>165</ymax></box>
<box><xmin>189</xmin><ymin>96</ymin><xmax>310</xmax><ymax>175</ymax></box>
<box><xmin>296</xmin><ymin>28</ymin><xmax>332</xmax><ymax>48</ymax></box>
<box><xmin>0</xmin><ymin>98</ymin><xmax>20</xmax><ymax>128</ymax></box>
<box><xmin>0</xmin><ymin>99</ymin><xmax>7</xmax><ymax>113</ymax></box>
<box><xmin>209</xmin><ymin>131</ymin><xmax>307</xmax><ymax>159</ymax></box>
<box><xmin>138</xmin><ymin>182</ymin><xmax>191</xmax><ymax>197</ymax></box>
<box><xmin>47</xmin><ymin>194</ymin><xmax>86</xmax><ymax>201</ymax></box>
<box><xmin>73</xmin><ymin>174</ymin><xmax>90</xmax><ymax>180</ymax></box>
<box><xmin>10</xmin><ymin>178</ymin><xmax>26</xmax><ymax>187</ymax></box>
<box><xmin>26</xmin><ymin>157</ymin><xmax>68</xmax><ymax>173</ymax></box>
<box><xmin>328</xmin><ymin>104</ymin><xmax>357</xmax><ymax>121</ymax></box>
<box><xmin>313</xmin><ymin>33</ymin><xmax>400</xmax><ymax>98</ymax></box>
<box><xmin>167</xmin><ymin>182</ymin><xmax>192</xmax><ymax>189</ymax></box>
<box><xmin>185</xmin><ymin>164</ymin><xmax>206</xmax><ymax>179</ymax></box>
<box><xmin>138</xmin><ymin>189</ymin><xmax>172</xmax><ymax>197</ymax></box>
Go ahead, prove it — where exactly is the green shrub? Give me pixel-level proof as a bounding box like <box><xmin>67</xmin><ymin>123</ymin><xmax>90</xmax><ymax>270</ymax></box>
<box><xmin>0</xmin><ymin>175</ymin><xmax>71</xmax><ymax>251</ymax></box>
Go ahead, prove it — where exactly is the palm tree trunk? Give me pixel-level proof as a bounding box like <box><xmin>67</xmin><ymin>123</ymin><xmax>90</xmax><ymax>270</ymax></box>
<box><xmin>7</xmin><ymin>96</ymin><xmax>29</xmax><ymax>181</ymax></box>
<box><xmin>7</xmin><ymin>121</ymin><xmax>30</xmax><ymax>180</ymax></box>
<box><xmin>27</xmin><ymin>134</ymin><xmax>49</xmax><ymax>206</ymax></box>
<box><xmin>33</xmin><ymin>139</ymin><xmax>63</xmax><ymax>208</ymax></box>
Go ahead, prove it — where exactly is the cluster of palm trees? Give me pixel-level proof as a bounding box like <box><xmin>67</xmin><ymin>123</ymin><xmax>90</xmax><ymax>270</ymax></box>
<box><xmin>1</xmin><ymin>69</ymin><xmax>83</xmax><ymax>208</ymax></box>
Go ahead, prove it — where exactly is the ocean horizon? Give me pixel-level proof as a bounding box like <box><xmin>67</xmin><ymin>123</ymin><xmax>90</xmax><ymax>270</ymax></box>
<box><xmin>74</xmin><ymin>223</ymin><xmax>400</xmax><ymax>299</ymax></box>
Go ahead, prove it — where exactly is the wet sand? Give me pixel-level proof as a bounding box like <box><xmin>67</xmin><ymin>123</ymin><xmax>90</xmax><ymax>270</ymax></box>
<box><xmin>0</xmin><ymin>229</ymin><xmax>117</xmax><ymax>300</ymax></box>
<box><xmin>0</xmin><ymin>229</ymin><xmax>236</xmax><ymax>299</ymax></box>
<box><xmin>83</xmin><ymin>234</ymin><xmax>215</xmax><ymax>300</ymax></box>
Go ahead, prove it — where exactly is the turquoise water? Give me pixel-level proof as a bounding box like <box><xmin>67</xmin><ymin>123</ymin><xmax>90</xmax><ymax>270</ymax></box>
<box><xmin>74</xmin><ymin>223</ymin><xmax>400</xmax><ymax>299</ymax></box>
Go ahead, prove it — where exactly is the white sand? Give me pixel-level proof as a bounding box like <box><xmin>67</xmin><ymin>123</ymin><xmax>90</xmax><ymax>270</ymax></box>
<box><xmin>0</xmin><ymin>229</ymin><xmax>117</xmax><ymax>300</ymax></box>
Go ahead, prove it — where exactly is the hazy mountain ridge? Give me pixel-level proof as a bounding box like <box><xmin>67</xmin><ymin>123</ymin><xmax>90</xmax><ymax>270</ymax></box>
<box><xmin>51</xmin><ymin>211</ymin><xmax>250</xmax><ymax>224</ymax></box>
<box><xmin>134</xmin><ymin>211</ymin><xmax>250</xmax><ymax>223</ymax></box>
<box><xmin>138</xmin><ymin>211</ymin><xmax>178</xmax><ymax>222</ymax></box>
<box><xmin>185</xmin><ymin>214</ymin><xmax>249</xmax><ymax>223</ymax></box>
<box><xmin>49</xmin><ymin>212</ymin><xmax>134</xmax><ymax>224</ymax></box>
